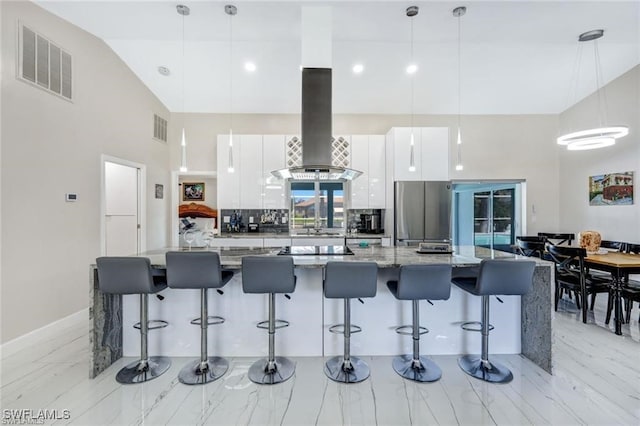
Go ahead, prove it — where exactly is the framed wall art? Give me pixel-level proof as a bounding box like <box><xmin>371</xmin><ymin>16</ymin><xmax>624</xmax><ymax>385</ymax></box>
<box><xmin>155</xmin><ymin>184</ymin><xmax>164</xmax><ymax>199</ymax></box>
<box><xmin>183</xmin><ymin>182</ymin><xmax>205</xmax><ymax>201</ymax></box>
<box><xmin>589</xmin><ymin>171</ymin><xmax>633</xmax><ymax>205</ymax></box>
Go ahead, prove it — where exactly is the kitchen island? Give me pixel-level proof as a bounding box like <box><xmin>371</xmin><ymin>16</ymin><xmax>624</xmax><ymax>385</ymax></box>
<box><xmin>90</xmin><ymin>246</ymin><xmax>554</xmax><ymax>378</ymax></box>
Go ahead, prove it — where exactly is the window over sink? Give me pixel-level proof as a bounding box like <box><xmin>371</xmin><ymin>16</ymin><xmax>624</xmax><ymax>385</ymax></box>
<box><xmin>290</xmin><ymin>182</ymin><xmax>344</xmax><ymax>230</ymax></box>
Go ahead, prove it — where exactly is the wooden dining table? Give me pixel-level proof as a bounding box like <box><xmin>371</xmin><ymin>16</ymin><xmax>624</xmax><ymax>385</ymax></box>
<box><xmin>585</xmin><ymin>251</ymin><xmax>640</xmax><ymax>335</ymax></box>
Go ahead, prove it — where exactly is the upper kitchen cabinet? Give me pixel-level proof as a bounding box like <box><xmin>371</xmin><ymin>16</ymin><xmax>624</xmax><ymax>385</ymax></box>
<box><xmin>263</xmin><ymin>135</ymin><xmax>286</xmax><ymax>209</ymax></box>
<box><xmin>217</xmin><ymin>133</ymin><xmax>241</xmax><ymax>209</ymax></box>
<box><xmin>350</xmin><ymin>135</ymin><xmax>386</xmax><ymax>209</ymax></box>
<box><xmin>239</xmin><ymin>135</ymin><xmax>263</xmax><ymax>209</ymax></box>
<box><xmin>420</xmin><ymin>128</ymin><xmax>449</xmax><ymax>181</ymax></box>
<box><xmin>217</xmin><ymin>134</ymin><xmax>286</xmax><ymax>210</ymax></box>
<box><xmin>388</xmin><ymin>127</ymin><xmax>449</xmax><ymax>181</ymax></box>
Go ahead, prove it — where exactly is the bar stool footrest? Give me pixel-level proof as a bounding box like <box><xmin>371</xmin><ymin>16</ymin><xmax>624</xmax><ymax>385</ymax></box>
<box><xmin>394</xmin><ymin>325</ymin><xmax>428</xmax><ymax>335</ymax></box>
<box><xmin>133</xmin><ymin>320</ymin><xmax>169</xmax><ymax>330</ymax></box>
<box><xmin>460</xmin><ymin>321</ymin><xmax>494</xmax><ymax>332</ymax></box>
<box><xmin>190</xmin><ymin>316</ymin><xmax>225</xmax><ymax>326</ymax></box>
<box><xmin>329</xmin><ymin>324</ymin><xmax>362</xmax><ymax>334</ymax></box>
<box><xmin>256</xmin><ymin>319</ymin><xmax>289</xmax><ymax>330</ymax></box>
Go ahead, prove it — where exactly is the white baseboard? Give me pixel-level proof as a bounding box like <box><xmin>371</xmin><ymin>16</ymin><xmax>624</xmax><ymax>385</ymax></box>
<box><xmin>1</xmin><ymin>308</ymin><xmax>88</xmax><ymax>358</ymax></box>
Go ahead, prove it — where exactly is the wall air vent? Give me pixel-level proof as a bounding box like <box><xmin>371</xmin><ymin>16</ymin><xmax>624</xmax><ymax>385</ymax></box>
<box><xmin>18</xmin><ymin>23</ymin><xmax>72</xmax><ymax>100</ymax></box>
<box><xmin>153</xmin><ymin>114</ymin><xmax>168</xmax><ymax>142</ymax></box>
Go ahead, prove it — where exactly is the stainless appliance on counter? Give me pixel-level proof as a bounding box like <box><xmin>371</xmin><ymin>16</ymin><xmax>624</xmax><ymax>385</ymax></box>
<box><xmin>394</xmin><ymin>181</ymin><xmax>451</xmax><ymax>246</ymax></box>
<box><xmin>359</xmin><ymin>210</ymin><xmax>383</xmax><ymax>234</ymax></box>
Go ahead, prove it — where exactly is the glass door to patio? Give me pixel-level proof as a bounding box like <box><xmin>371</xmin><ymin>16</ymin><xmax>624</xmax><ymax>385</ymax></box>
<box><xmin>473</xmin><ymin>188</ymin><xmax>515</xmax><ymax>249</ymax></box>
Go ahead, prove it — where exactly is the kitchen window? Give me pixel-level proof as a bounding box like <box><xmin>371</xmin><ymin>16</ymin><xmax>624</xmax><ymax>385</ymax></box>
<box><xmin>290</xmin><ymin>182</ymin><xmax>344</xmax><ymax>230</ymax></box>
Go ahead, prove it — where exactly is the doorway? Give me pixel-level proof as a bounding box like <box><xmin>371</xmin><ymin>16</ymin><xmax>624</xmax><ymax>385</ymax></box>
<box><xmin>101</xmin><ymin>156</ymin><xmax>146</xmax><ymax>256</ymax></box>
<box><xmin>453</xmin><ymin>181</ymin><xmax>525</xmax><ymax>250</ymax></box>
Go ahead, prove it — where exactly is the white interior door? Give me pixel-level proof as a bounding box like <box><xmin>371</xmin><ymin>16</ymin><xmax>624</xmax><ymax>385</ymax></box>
<box><xmin>105</xmin><ymin>161</ymin><xmax>139</xmax><ymax>255</ymax></box>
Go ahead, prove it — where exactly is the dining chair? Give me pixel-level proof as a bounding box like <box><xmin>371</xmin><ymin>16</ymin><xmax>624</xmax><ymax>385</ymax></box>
<box><xmin>538</xmin><ymin>233</ymin><xmax>575</xmax><ymax>246</ymax></box>
<box><xmin>545</xmin><ymin>243</ymin><xmax>612</xmax><ymax>321</ymax></box>
<box><xmin>620</xmin><ymin>243</ymin><xmax>640</xmax><ymax>322</ymax></box>
<box><xmin>516</xmin><ymin>238</ymin><xmax>546</xmax><ymax>258</ymax></box>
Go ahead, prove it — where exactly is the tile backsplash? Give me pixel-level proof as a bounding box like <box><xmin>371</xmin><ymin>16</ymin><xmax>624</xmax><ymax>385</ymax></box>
<box><xmin>220</xmin><ymin>209</ymin><xmax>289</xmax><ymax>234</ymax></box>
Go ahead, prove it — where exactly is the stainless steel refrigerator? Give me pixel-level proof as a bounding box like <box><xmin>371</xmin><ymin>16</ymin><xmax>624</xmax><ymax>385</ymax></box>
<box><xmin>394</xmin><ymin>181</ymin><xmax>451</xmax><ymax>246</ymax></box>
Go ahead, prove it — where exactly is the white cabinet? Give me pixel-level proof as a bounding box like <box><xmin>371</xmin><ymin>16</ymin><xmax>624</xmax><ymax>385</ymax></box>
<box><xmin>388</xmin><ymin>127</ymin><xmax>449</xmax><ymax>181</ymax></box>
<box><xmin>350</xmin><ymin>135</ymin><xmax>369</xmax><ymax>209</ymax></box>
<box><xmin>350</xmin><ymin>135</ymin><xmax>386</xmax><ymax>209</ymax></box>
<box><xmin>420</xmin><ymin>128</ymin><xmax>449</xmax><ymax>180</ymax></box>
<box><xmin>210</xmin><ymin>238</ymin><xmax>263</xmax><ymax>248</ymax></box>
<box><xmin>291</xmin><ymin>237</ymin><xmax>345</xmax><ymax>246</ymax></box>
<box><xmin>262</xmin><ymin>135</ymin><xmax>286</xmax><ymax>209</ymax></box>
<box><xmin>263</xmin><ymin>237</ymin><xmax>292</xmax><ymax>247</ymax></box>
<box><xmin>217</xmin><ymin>133</ymin><xmax>241</xmax><ymax>209</ymax></box>
<box><xmin>368</xmin><ymin>135</ymin><xmax>386</xmax><ymax>208</ymax></box>
<box><xmin>218</xmin><ymin>134</ymin><xmax>287</xmax><ymax>210</ymax></box>
<box><xmin>239</xmin><ymin>135</ymin><xmax>263</xmax><ymax>209</ymax></box>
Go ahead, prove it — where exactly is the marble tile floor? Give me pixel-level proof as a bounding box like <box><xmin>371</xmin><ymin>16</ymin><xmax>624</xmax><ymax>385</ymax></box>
<box><xmin>1</xmin><ymin>297</ymin><xmax>638</xmax><ymax>426</ymax></box>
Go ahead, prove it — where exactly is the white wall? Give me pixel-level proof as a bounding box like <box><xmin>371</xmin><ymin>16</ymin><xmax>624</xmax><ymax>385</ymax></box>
<box><xmin>0</xmin><ymin>1</ymin><xmax>171</xmax><ymax>343</ymax></box>
<box><xmin>171</xmin><ymin>113</ymin><xmax>561</xmax><ymax>237</ymax></box>
<box><xmin>558</xmin><ymin>65</ymin><xmax>640</xmax><ymax>242</ymax></box>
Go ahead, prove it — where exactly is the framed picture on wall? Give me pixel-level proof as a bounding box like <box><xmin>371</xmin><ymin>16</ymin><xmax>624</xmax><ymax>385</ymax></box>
<box><xmin>155</xmin><ymin>184</ymin><xmax>164</xmax><ymax>199</ymax></box>
<box><xmin>183</xmin><ymin>182</ymin><xmax>205</xmax><ymax>201</ymax></box>
<box><xmin>589</xmin><ymin>171</ymin><xmax>634</xmax><ymax>206</ymax></box>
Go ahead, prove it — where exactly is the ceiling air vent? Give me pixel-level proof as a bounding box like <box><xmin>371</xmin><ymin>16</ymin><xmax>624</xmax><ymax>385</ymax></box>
<box><xmin>153</xmin><ymin>114</ymin><xmax>168</xmax><ymax>142</ymax></box>
<box><xmin>19</xmin><ymin>23</ymin><xmax>72</xmax><ymax>100</ymax></box>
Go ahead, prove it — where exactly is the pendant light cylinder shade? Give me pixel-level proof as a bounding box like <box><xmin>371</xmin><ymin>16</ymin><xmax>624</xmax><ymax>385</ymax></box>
<box><xmin>180</xmin><ymin>128</ymin><xmax>187</xmax><ymax>172</ymax></box>
<box><xmin>409</xmin><ymin>131</ymin><xmax>416</xmax><ymax>172</ymax></box>
<box><xmin>454</xmin><ymin>6</ymin><xmax>466</xmax><ymax>172</ymax></box>
<box><xmin>227</xmin><ymin>128</ymin><xmax>234</xmax><ymax>173</ymax></box>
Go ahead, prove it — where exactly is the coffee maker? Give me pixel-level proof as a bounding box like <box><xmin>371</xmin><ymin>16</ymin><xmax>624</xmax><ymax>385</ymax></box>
<box><xmin>359</xmin><ymin>210</ymin><xmax>383</xmax><ymax>234</ymax></box>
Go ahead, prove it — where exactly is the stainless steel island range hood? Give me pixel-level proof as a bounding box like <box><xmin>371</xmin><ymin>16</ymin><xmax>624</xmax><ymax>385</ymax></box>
<box><xmin>271</xmin><ymin>68</ymin><xmax>361</xmax><ymax>181</ymax></box>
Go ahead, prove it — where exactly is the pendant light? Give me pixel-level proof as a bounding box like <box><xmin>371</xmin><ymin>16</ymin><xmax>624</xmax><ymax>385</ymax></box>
<box><xmin>406</xmin><ymin>6</ymin><xmax>418</xmax><ymax>172</ymax></box>
<box><xmin>226</xmin><ymin>4</ymin><xmax>237</xmax><ymax>173</ymax></box>
<box><xmin>453</xmin><ymin>6</ymin><xmax>466</xmax><ymax>171</ymax></box>
<box><xmin>557</xmin><ymin>29</ymin><xmax>629</xmax><ymax>151</ymax></box>
<box><xmin>177</xmin><ymin>4</ymin><xmax>189</xmax><ymax>172</ymax></box>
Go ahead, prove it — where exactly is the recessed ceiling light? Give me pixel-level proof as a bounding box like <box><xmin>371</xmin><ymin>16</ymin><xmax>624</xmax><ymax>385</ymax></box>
<box><xmin>157</xmin><ymin>66</ymin><xmax>170</xmax><ymax>76</ymax></box>
<box><xmin>406</xmin><ymin>64</ymin><xmax>418</xmax><ymax>74</ymax></box>
<box><xmin>352</xmin><ymin>63</ymin><xmax>364</xmax><ymax>74</ymax></box>
<box><xmin>244</xmin><ymin>61</ymin><xmax>256</xmax><ymax>72</ymax></box>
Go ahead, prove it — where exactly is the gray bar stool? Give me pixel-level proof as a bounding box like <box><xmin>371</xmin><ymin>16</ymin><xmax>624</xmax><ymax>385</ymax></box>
<box><xmin>452</xmin><ymin>259</ymin><xmax>535</xmax><ymax>383</ymax></box>
<box><xmin>96</xmin><ymin>257</ymin><xmax>171</xmax><ymax>384</ymax></box>
<box><xmin>323</xmin><ymin>261</ymin><xmax>378</xmax><ymax>383</ymax></box>
<box><xmin>386</xmin><ymin>264</ymin><xmax>452</xmax><ymax>382</ymax></box>
<box><xmin>241</xmin><ymin>256</ymin><xmax>296</xmax><ymax>385</ymax></box>
<box><xmin>166</xmin><ymin>251</ymin><xmax>234</xmax><ymax>385</ymax></box>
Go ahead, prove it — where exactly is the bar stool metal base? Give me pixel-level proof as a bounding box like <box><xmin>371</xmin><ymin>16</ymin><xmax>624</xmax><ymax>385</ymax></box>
<box><xmin>178</xmin><ymin>356</ymin><xmax>229</xmax><ymax>385</ymax></box>
<box><xmin>116</xmin><ymin>356</ymin><xmax>171</xmax><ymax>384</ymax></box>
<box><xmin>248</xmin><ymin>356</ymin><xmax>295</xmax><ymax>385</ymax></box>
<box><xmin>392</xmin><ymin>354</ymin><xmax>442</xmax><ymax>382</ymax></box>
<box><xmin>324</xmin><ymin>356</ymin><xmax>370</xmax><ymax>383</ymax></box>
<box><xmin>458</xmin><ymin>355</ymin><xmax>513</xmax><ymax>383</ymax></box>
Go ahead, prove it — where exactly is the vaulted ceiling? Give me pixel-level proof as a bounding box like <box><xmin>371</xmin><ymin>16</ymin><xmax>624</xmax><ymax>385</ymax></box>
<box><xmin>37</xmin><ymin>1</ymin><xmax>640</xmax><ymax>115</ymax></box>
